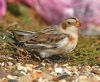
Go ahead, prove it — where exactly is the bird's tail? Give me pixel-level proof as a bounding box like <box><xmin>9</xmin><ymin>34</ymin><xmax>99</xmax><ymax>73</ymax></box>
<box><xmin>11</xmin><ymin>29</ymin><xmax>36</xmax><ymax>41</ymax></box>
<box><xmin>11</xmin><ymin>29</ymin><xmax>36</xmax><ymax>36</ymax></box>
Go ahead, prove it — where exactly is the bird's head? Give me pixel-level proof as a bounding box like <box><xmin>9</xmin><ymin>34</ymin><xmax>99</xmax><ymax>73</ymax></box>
<box><xmin>61</xmin><ymin>17</ymin><xmax>81</xmax><ymax>30</ymax></box>
<box><xmin>59</xmin><ymin>17</ymin><xmax>81</xmax><ymax>35</ymax></box>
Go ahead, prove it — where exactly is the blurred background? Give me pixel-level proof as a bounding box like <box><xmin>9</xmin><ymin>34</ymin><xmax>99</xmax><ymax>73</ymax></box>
<box><xmin>0</xmin><ymin>0</ymin><xmax>100</xmax><ymax>35</ymax></box>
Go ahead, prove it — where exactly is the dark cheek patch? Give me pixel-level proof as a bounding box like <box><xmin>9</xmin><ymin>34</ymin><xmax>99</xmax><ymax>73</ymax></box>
<box><xmin>62</xmin><ymin>23</ymin><xmax>67</xmax><ymax>30</ymax></box>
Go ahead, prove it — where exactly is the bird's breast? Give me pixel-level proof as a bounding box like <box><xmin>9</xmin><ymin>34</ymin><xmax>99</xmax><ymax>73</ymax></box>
<box><xmin>64</xmin><ymin>35</ymin><xmax>78</xmax><ymax>52</ymax></box>
<box><xmin>58</xmin><ymin>35</ymin><xmax>78</xmax><ymax>53</ymax></box>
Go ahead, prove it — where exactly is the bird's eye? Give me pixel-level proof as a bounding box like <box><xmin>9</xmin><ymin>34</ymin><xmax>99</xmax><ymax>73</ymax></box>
<box><xmin>67</xmin><ymin>22</ymin><xmax>71</xmax><ymax>24</ymax></box>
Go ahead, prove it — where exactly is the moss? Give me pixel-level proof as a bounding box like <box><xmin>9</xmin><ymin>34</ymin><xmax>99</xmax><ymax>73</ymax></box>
<box><xmin>68</xmin><ymin>35</ymin><xmax>100</xmax><ymax>65</ymax></box>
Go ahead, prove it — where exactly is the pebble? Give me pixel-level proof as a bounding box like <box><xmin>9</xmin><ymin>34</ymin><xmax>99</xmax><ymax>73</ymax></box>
<box><xmin>8</xmin><ymin>79</ymin><xmax>18</xmax><ymax>82</ymax></box>
<box><xmin>0</xmin><ymin>79</ymin><xmax>8</xmax><ymax>82</ymax></box>
<box><xmin>20</xmin><ymin>71</ymin><xmax>27</xmax><ymax>76</ymax></box>
<box><xmin>91</xmin><ymin>69</ymin><xmax>100</xmax><ymax>75</ymax></box>
<box><xmin>54</xmin><ymin>64</ymin><xmax>65</xmax><ymax>74</ymax></box>
<box><xmin>32</xmin><ymin>71</ymin><xmax>43</xmax><ymax>80</ymax></box>
<box><xmin>54</xmin><ymin>67</ymin><xmax>65</xmax><ymax>74</ymax></box>
<box><xmin>93</xmin><ymin>75</ymin><xmax>100</xmax><ymax>81</ymax></box>
<box><xmin>0</xmin><ymin>62</ymin><xmax>5</xmax><ymax>67</ymax></box>
<box><xmin>59</xmin><ymin>79</ymin><xmax>67</xmax><ymax>82</ymax></box>
<box><xmin>79</xmin><ymin>75</ymin><xmax>88</xmax><ymax>80</ymax></box>
<box><xmin>64</xmin><ymin>68</ymin><xmax>72</xmax><ymax>75</ymax></box>
<box><xmin>0</xmin><ymin>78</ymin><xmax>6</xmax><ymax>82</ymax></box>
<box><xmin>7</xmin><ymin>62</ymin><xmax>13</xmax><ymax>66</ymax></box>
<box><xmin>7</xmin><ymin>75</ymin><xmax>17</xmax><ymax>80</ymax></box>
<box><xmin>18</xmin><ymin>74</ymin><xmax>33</xmax><ymax>82</ymax></box>
<box><xmin>25</xmin><ymin>64</ymin><xmax>33</xmax><ymax>72</ymax></box>
<box><xmin>7</xmin><ymin>57</ymin><xmax>13</xmax><ymax>60</ymax></box>
<box><xmin>16</xmin><ymin>63</ymin><xmax>27</xmax><ymax>73</ymax></box>
<box><xmin>15</xmin><ymin>70</ymin><xmax>27</xmax><ymax>77</ymax></box>
<box><xmin>0</xmin><ymin>68</ymin><xmax>8</xmax><ymax>79</ymax></box>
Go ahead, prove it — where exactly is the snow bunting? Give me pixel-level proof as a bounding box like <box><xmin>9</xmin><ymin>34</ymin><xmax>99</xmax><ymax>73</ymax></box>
<box><xmin>12</xmin><ymin>18</ymin><xmax>81</xmax><ymax>58</ymax></box>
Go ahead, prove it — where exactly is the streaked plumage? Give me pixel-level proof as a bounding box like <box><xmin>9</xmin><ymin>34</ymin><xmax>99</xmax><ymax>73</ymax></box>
<box><xmin>12</xmin><ymin>18</ymin><xmax>80</xmax><ymax>58</ymax></box>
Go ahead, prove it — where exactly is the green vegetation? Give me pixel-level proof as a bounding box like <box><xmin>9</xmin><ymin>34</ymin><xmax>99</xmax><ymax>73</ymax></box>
<box><xmin>68</xmin><ymin>36</ymin><xmax>100</xmax><ymax>65</ymax></box>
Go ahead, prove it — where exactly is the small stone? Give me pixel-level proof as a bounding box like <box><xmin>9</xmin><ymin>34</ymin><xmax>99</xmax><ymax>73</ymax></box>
<box><xmin>7</xmin><ymin>62</ymin><xmax>13</xmax><ymax>66</ymax></box>
<box><xmin>0</xmin><ymin>62</ymin><xmax>5</xmax><ymax>67</ymax></box>
<box><xmin>38</xmin><ymin>77</ymin><xmax>50</xmax><ymax>82</ymax></box>
<box><xmin>7</xmin><ymin>57</ymin><xmax>13</xmax><ymax>60</ymax></box>
<box><xmin>8</xmin><ymin>79</ymin><xmax>18</xmax><ymax>82</ymax></box>
<box><xmin>25</xmin><ymin>64</ymin><xmax>33</xmax><ymax>72</ymax></box>
<box><xmin>20</xmin><ymin>71</ymin><xmax>27</xmax><ymax>75</ymax></box>
<box><xmin>16</xmin><ymin>63</ymin><xmax>27</xmax><ymax>73</ymax></box>
<box><xmin>93</xmin><ymin>75</ymin><xmax>100</xmax><ymax>81</ymax></box>
<box><xmin>0</xmin><ymin>68</ymin><xmax>8</xmax><ymax>79</ymax></box>
<box><xmin>59</xmin><ymin>79</ymin><xmax>66</xmax><ymax>82</ymax></box>
<box><xmin>16</xmin><ymin>70</ymin><xmax>27</xmax><ymax>77</ymax></box>
<box><xmin>57</xmin><ymin>74</ymin><xmax>68</xmax><ymax>80</ymax></box>
<box><xmin>54</xmin><ymin>67</ymin><xmax>65</xmax><ymax>74</ymax></box>
<box><xmin>38</xmin><ymin>73</ymin><xmax>53</xmax><ymax>82</ymax></box>
<box><xmin>64</xmin><ymin>68</ymin><xmax>72</xmax><ymax>75</ymax></box>
<box><xmin>78</xmin><ymin>75</ymin><xmax>88</xmax><ymax>82</ymax></box>
<box><xmin>51</xmin><ymin>71</ymin><xmax>58</xmax><ymax>76</ymax></box>
<box><xmin>18</xmin><ymin>74</ymin><xmax>33</xmax><ymax>82</ymax></box>
<box><xmin>7</xmin><ymin>75</ymin><xmax>17</xmax><ymax>79</ymax></box>
<box><xmin>0</xmin><ymin>79</ymin><xmax>8</xmax><ymax>82</ymax></box>
<box><xmin>91</xmin><ymin>69</ymin><xmax>100</xmax><ymax>75</ymax></box>
<box><xmin>32</xmin><ymin>71</ymin><xmax>43</xmax><ymax>80</ymax></box>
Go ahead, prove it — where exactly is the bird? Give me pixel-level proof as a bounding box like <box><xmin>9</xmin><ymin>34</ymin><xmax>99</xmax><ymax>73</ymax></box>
<box><xmin>12</xmin><ymin>18</ymin><xmax>81</xmax><ymax>58</ymax></box>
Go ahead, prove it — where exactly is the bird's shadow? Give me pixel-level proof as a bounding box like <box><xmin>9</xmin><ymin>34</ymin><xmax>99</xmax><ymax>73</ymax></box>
<box><xmin>29</xmin><ymin>50</ymin><xmax>70</xmax><ymax>63</ymax></box>
<box><xmin>42</xmin><ymin>55</ymin><xmax>70</xmax><ymax>63</ymax></box>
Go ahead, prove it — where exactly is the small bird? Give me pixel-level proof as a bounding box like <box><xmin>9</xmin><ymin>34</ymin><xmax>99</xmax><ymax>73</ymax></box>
<box><xmin>12</xmin><ymin>18</ymin><xmax>81</xmax><ymax>58</ymax></box>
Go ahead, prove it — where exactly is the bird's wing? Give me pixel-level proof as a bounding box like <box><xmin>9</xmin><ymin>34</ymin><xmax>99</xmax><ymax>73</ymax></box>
<box><xmin>11</xmin><ymin>29</ymin><xmax>36</xmax><ymax>41</ymax></box>
<box><xmin>11</xmin><ymin>25</ymin><xmax>58</xmax><ymax>41</ymax></box>
<box><xmin>25</xmin><ymin>31</ymin><xmax>67</xmax><ymax>49</ymax></box>
<box><xmin>11</xmin><ymin>29</ymin><xmax>36</xmax><ymax>36</ymax></box>
<box><xmin>11</xmin><ymin>26</ymin><xmax>68</xmax><ymax>49</ymax></box>
<box><xmin>40</xmin><ymin>25</ymin><xmax>59</xmax><ymax>34</ymax></box>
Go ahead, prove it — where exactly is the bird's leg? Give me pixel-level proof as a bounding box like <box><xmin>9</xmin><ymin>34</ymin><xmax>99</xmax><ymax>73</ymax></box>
<box><xmin>29</xmin><ymin>50</ymin><xmax>42</xmax><ymax>61</ymax></box>
<box><xmin>61</xmin><ymin>53</ymin><xmax>71</xmax><ymax>62</ymax></box>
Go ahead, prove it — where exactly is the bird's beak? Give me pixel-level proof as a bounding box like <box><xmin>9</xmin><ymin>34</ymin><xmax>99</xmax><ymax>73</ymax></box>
<box><xmin>75</xmin><ymin>21</ymin><xmax>81</xmax><ymax>27</ymax></box>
